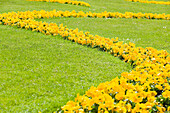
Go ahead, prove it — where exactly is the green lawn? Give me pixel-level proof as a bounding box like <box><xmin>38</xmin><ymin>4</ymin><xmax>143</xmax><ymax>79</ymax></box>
<box><xmin>0</xmin><ymin>25</ymin><xmax>131</xmax><ymax>112</ymax></box>
<box><xmin>0</xmin><ymin>0</ymin><xmax>170</xmax><ymax>112</ymax></box>
<box><xmin>0</xmin><ymin>0</ymin><xmax>169</xmax><ymax>13</ymax></box>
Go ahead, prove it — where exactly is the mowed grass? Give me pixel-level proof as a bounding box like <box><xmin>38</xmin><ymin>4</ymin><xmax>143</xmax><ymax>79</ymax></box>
<box><xmin>0</xmin><ymin>25</ymin><xmax>131</xmax><ymax>112</ymax></box>
<box><xmin>0</xmin><ymin>0</ymin><xmax>170</xmax><ymax>112</ymax></box>
<box><xmin>0</xmin><ymin>0</ymin><xmax>169</xmax><ymax>14</ymax></box>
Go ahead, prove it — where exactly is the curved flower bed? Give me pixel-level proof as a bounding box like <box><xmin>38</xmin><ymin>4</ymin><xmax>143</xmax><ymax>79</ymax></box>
<box><xmin>125</xmin><ymin>0</ymin><xmax>170</xmax><ymax>5</ymax></box>
<box><xmin>27</xmin><ymin>0</ymin><xmax>91</xmax><ymax>7</ymax></box>
<box><xmin>0</xmin><ymin>6</ymin><xmax>169</xmax><ymax>113</ymax></box>
<box><xmin>0</xmin><ymin>10</ymin><xmax>169</xmax><ymax>21</ymax></box>
<box><xmin>61</xmin><ymin>32</ymin><xmax>170</xmax><ymax>112</ymax></box>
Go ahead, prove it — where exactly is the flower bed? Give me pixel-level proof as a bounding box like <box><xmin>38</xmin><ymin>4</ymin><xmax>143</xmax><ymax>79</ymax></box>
<box><xmin>0</xmin><ymin>10</ymin><xmax>169</xmax><ymax>21</ymax></box>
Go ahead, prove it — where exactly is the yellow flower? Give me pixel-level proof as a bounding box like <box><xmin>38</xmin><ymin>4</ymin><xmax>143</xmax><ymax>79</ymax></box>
<box><xmin>168</xmin><ymin>106</ymin><xmax>170</xmax><ymax>111</ymax></box>
<box><xmin>104</xmin><ymin>110</ymin><xmax>109</xmax><ymax>113</ymax></box>
<box><xmin>115</xmin><ymin>92</ymin><xmax>124</xmax><ymax>100</ymax></box>
<box><xmin>162</xmin><ymin>90</ymin><xmax>170</xmax><ymax>98</ymax></box>
<box><xmin>155</xmin><ymin>85</ymin><xmax>163</xmax><ymax>90</ymax></box>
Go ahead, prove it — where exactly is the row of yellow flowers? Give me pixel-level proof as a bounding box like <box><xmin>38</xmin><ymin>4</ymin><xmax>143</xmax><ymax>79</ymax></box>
<box><xmin>0</xmin><ymin>10</ymin><xmax>169</xmax><ymax>21</ymax></box>
<box><xmin>27</xmin><ymin>0</ymin><xmax>91</xmax><ymax>7</ymax></box>
<box><xmin>0</xmin><ymin>9</ymin><xmax>170</xmax><ymax>112</ymax></box>
<box><xmin>125</xmin><ymin>0</ymin><xmax>170</xmax><ymax>5</ymax></box>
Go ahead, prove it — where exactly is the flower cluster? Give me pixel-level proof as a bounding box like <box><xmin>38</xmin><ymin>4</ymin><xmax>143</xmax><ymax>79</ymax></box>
<box><xmin>125</xmin><ymin>0</ymin><xmax>170</xmax><ymax>5</ymax></box>
<box><xmin>27</xmin><ymin>0</ymin><xmax>91</xmax><ymax>7</ymax></box>
<box><xmin>60</xmin><ymin>32</ymin><xmax>170</xmax><ymax>112</ymax></box>
<box><xmin>0</xmin><ymin>10</ymin><xmax>169</xmax><ymax>21</ymax></box>
<box><xmin>0</xmin><ymin>9</ymin><xmax>170</xmax><ymax>112</ymax></box>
